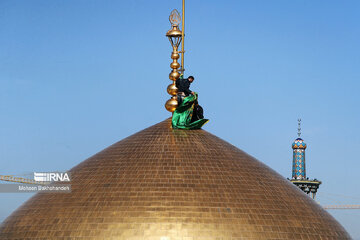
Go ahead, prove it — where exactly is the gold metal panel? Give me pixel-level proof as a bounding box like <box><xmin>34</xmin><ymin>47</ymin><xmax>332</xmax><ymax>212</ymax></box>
<box><xmin>0</xmin><ymin>119</ymin><xmax>350</xmax><ymax>239</ymax></box>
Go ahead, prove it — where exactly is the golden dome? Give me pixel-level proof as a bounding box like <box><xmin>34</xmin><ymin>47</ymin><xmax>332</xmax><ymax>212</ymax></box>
<box><xmin>0</xmin><ymin>119</ymin><xmax>350</xmax><ymax>239</ymax></box>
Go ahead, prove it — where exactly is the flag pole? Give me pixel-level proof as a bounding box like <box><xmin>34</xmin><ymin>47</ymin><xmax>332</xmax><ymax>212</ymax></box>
<box><xmin>180</xmin><ymin>0</ymin><xmax>185</xmax><ymax>74</ymax></box>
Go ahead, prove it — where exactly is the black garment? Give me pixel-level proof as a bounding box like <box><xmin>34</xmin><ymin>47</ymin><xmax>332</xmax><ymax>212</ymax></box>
<box><xmin>191</xmin><ymin>102</ymin><xmax>204</xmax><ymax>122</ymax></box>
<box><xmin>175</xmin><ymin>78</ymin><xmax>192</xmax><ymax>96</ymax></box>
<box><xmin>177</xmin><ymin>94</ymin><xmax>185</xmax><ymax>106</ymax></box>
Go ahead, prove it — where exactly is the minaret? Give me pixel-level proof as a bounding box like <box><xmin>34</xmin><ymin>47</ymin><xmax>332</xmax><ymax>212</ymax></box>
<box><xmin>292</xmin><ymin>119</ymin><xmax>307</xmax><ymax>179</ymax></box>
<box><xmin>289</xmin><ymin>119</ymin><xmax>321</xmax><ymax>199</ymax></box>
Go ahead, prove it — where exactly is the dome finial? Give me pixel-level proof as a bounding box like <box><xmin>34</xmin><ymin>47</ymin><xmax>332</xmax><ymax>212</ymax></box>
<box><xmin>297</xmin><ymin>118</ymin><xmax>301</xmax><ymax>137</ymax></box>
<box><xmin>165</xmin><ymin>8</ymin><xmax>183</xmax><ymax>112</ymax></box>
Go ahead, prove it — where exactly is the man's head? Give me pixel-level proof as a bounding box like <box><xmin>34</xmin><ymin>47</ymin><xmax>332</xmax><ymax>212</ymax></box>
<box><xmin>188</xmin><ymin>76</ymin><xmax>195</xmax><ymax>82</ymax></box>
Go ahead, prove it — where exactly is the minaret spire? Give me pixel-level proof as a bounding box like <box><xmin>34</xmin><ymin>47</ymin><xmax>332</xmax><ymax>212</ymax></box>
<box><xmin>297</xmin><ymin>118</ymin><xmax>301</xmax><ymax>137</ymax></box>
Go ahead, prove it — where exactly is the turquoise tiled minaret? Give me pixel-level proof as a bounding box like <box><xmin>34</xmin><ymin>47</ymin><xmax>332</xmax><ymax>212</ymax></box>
<box><xmin>289</xmin><ymin>119</ymin><xmax>321</xmax><ymax>199</ymax></box>
<box><xmin>292</xmin><ymin>138</ymin><xmax>307</xmax><ymax>179</ymax></box>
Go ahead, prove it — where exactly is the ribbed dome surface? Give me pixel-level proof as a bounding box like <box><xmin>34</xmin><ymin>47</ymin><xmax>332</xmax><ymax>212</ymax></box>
<box><xmin>0</xmin><ymin>119</ymin><xmax>350</xmax><ymax>239</ymax></box>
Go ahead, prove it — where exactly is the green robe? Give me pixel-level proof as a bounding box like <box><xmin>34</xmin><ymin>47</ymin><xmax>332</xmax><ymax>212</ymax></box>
<box><xmin>172</xmin><ymin>92</ymin><xmax>209</xmax><ymax>129</ymax></box>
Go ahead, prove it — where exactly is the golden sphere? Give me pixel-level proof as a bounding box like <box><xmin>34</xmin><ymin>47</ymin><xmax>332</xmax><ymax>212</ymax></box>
<box><xmin>170</xmin><ymin>62</ymin><xmax>180</xmax><ymax>69</ymax></box>
<box><xmin>167</xmin><ymin>83</ymin><xmax>178</xmax><ymax>96</ymax></box>
<box><xmin>171</xmin><ymin>53</ymin><xmax>180</xmax><ymax>59</ymax></box>
<box><xmin>169</xmin><ymin>71</ymin><xmax>180</xmax><ymax>81</ymax></box>
<box><xmin>165</xmin><ymin>98</ymin><xmax>178</xmax><ymax>112</ymax></box>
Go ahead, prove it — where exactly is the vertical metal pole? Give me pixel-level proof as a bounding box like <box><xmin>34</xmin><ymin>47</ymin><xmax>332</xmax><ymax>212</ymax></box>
<box><xmin>181</xmin><ymin>0</ymin><xmax>185</xmax><ymax>74</ymax></box>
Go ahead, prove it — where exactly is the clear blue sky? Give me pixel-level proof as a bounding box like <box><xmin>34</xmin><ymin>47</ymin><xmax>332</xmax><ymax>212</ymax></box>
<box><xmin>1</xmin><ymin>0</ymin><xmax>360</xmax><ymax>238</ymax></box>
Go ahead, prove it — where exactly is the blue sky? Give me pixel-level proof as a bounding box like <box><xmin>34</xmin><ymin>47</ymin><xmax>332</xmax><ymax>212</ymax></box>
<box><xmin>1</xmin><ymin>0</ymin><xmax>360</xmax><ymax>238</ymax></box>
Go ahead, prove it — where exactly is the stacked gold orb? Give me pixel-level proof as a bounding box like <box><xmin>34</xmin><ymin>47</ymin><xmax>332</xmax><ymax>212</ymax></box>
<box><xmin>165</xmin><ymin>10</ymin><xmax>183</xmax><ymax>113</ymax></box>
